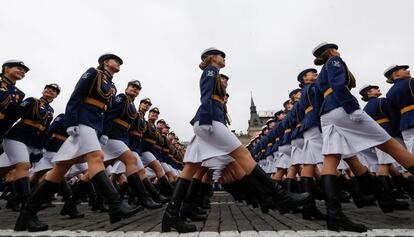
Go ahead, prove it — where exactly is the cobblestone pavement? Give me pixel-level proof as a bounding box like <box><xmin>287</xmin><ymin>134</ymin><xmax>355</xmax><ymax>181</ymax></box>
<box><xmin>0</xmin><ymin>192</ymin><xmax>413</xmax><ymax>236</ymax></box>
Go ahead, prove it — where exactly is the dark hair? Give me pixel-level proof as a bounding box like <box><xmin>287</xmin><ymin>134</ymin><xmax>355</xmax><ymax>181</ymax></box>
<box><xmin>314</xmin><ymin>49</ymin><xmax>332</xmax><ymax>66</ymax></box>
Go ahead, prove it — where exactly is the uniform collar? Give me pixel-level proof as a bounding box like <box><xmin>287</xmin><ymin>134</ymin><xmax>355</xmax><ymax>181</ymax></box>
<box><xmin>394</xmin><ymin>77</ymin><xmax>409</xmax><ymax>83</ymax></box>
<box><xmin>40</xmin><ymin>97</ymin><xmax>49</xmax><ymax>105</ymax></box>
<box><xmin>367</xmin><ymin>96</ymin><xmax>378</xmax><ymax>101</ymax></box>
<box><xmin>126</xmin><ymin>93</ymin><xmax>135</xmax><ymax>102</ymax></box>
<box><xmin>1</xmin><ymin>76</ymin><xmax>16</xmax><ymax>86</ymax></box>
<box><xmin>98</xmin><ymin>68</ymin><xmax>113</xmax><ymax>80</ymax></box>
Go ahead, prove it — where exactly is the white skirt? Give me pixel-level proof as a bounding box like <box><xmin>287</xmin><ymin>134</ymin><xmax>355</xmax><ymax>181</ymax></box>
<box><xmin>161</xmin><ymin>162</ymin><xmax>171</xmax><ymax>173</ymax></box>
<box><xmin>145</xmin><ymin>167</ymin><xmax>156</xmax><ymax>178</ymax></box>
<box><xmin>271</xmin><ymin>152</ymin><xmax>280</xmax><ymax>172</ymax></box>
<box><xmin>53</xmin><ymin>124</ymin><xmax>101</xmax><ymax>163</ymax></box>
<box><xmin>102</xmin><ymin>139</ymin><xmax>130</xmax><ymax>161</ymax></box>
<box><xmin>184</xmin><ymin>121</ymin><xmax>241</xmax><ymax>163</ymax></box>
<box><xmin>291</xmin><ymin>138</ymin><xmax>304</xmax><ymax>165</ymax></box>
<box><xmin>110</xmin><ymin>160</ymin><xmax>126</xmax><ymax>174</ymax></box>
<box><xmin>337</xmin><ymin>160</ymin><xmax>349</xmax><ymax>170</ymax></box>
<box><xmin>141</xmin><ymin>151</ymin><xmax>157</xmax><ymax>167</ymax></box>
<box><xmin>202</xmin><ymin>155</ymin><xmax>235</xmax><ymax>170</ymax></box>
<box><xmin>172</xmin><ymin>167</ymin><xmax>180</xmax><ymax>176</ymax></box>
<box><xmin>276</xmin><ymin>145</ymin><xmax>292</xmax><ymax>169</ymax></box>
<box><xmin>65</xmin><ymin>163</ymin><xmax>88</xmax><ymax>178</ymax></box>
<box><xmin>376</xmin><ymin>137</ymin><xmax>405</xmax><ymax>165</ymax></box>
<box><xmin>402</xmin><ymin>127</ymin><xmax>414</xmax><ymax>154</ymax></box>
<box><xmin>302</xmin><ymin>127</ymin><xmax>324</xmax><ymax>165</ymax></box>
<box><xmin>357</xmin><ymin>148</ymin><xmax>378</xmax><ymax>172</ymax></box>
<box><xmin>0</xmin><ymin>139</ymin><xmax>34</xmax><ymax>167</ymax></box>
<box><xmin>132</xmin><ymin>152</ymin><xmax>145</xmax><ymax>170</ymax></box>
<box><xmin>31</xmin><ymin>151</ymin><xmax>56</xmax><ymax>173</ymax></box>
<box><xmin>321</xmin><ymin>108</ymin><xmax>391</xmax><ymax>155</ymax></box>
<box><xmin>265</xmin><ymin>155</ymin><xmax>274</xmax><ymax>173</ymax></box>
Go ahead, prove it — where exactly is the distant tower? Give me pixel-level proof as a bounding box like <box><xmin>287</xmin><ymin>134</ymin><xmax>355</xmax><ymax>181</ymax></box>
<box><xmin>247</xmin><ymin>93</ymin><xmax>261</xmax><ymax>137</ymax></box>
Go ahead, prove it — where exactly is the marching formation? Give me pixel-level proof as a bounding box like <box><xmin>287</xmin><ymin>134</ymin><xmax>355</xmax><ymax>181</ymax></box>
<box><xmin>0</xmin><ymin>55</ymin><xmax>186</xmax><ymax>231</ymax></box>
<box><xmin>0</xmin><ymin>42</ymin><xmax>414</xmax><ymax>234</ymax></box>
<box><xmin>247</xmin><ymin>43</ymin><xmax>414</xmax><ymax>232</ymax></box>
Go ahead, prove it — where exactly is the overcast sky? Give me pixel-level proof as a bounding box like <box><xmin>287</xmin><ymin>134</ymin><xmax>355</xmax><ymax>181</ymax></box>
<box><xmin>2</xmin><ymin>0</ymin><xmax>413</xmax><ymax>141</ymax></box>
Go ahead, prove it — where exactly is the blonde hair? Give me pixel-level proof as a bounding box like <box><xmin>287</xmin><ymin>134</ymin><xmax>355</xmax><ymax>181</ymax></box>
<box><xmin>199</xmin><ymin>55</ymin><xmax>214</xmax><ymax>70</ymax></box>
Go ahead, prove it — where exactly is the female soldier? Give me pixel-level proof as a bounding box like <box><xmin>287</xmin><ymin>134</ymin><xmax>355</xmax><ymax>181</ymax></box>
<box><xmin>360</xmin><ymin>85</ymin><xmax>414</xmax><ymax>199</ymax></box>
<box><xmin>140</xmin><ymin>105</ymin><xmax>174</xmax><ymax>196</ymax></box>
<box><xmin>161</xmin><ymin>47</ymin><xmax>311</xmax><ymax>233</ymax></box>
<box><xmin>99</xmin><ymin>80</ymin><xmax>161</xmax><ymax>209</ymax></box>
<box><xmin>14</xmin><ymin>53</ymin><xmax>140</xmax><ymax>232</ymax></box>
<box><xmin>0</xmin><ymin>60</ymin><xmax>28</xmax><ymax>139</ymax></box>
<box><xmin>127</xmin><ymin>99</ymin><xmax>169</xmax><ymax>204</ymax></box>
<box><xmin>296</xmin><ymin>68</ymin><xmax>327</xmax><ymax>220</ymax></box>
<box><xmin>0</xmin><ymin>83</ymin><xmax>60</xmax><ymax>213</ymax></box>
<box><xmin>313</xmin><ymin>43</ymin><xmax>414</xmax><ymax>232</ymax></box>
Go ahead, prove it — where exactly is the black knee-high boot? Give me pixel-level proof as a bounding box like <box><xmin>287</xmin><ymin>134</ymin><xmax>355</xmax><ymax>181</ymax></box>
<box><xmin>60</xmin><ymin>180</ymin><xmax>85</xmax><ymax>218</ymax></box>
<box><xmin>376</xmin><ymin>175</ymin><xmax>409</xmax><ymax>210</ymax></box>
<box><xmin>14</xmin><ymin>180</ymin><xmax>60</xmax><ymax>232</ymax></box>
<box><xmin>181</xmin><ymin>179</ymin><xmax>207</xmax><ymax>220</ymax></box>
<box><xmin>301</xmin><ymin>177</ymin><xmax>326</xmax><ymax>220</ymax></box>
<box><xmin>338</xmin><ymin>175</ymin><xmax>376</xmax><ymax>208</ymax></box>
<box><xmin>89</xmin><ymin>183</ymin><xmax>109</xmax><ymax>212</ymax></box>
<box><xmin>322</xmin><ymin>175</ymin><xmax>367</xmax><ymax>232</ymax></box>
<box><xmin>244</xmin><ymin>165</ymin><xmax>312</xmax><ymax>211</ymax></box>
<box><xmin>392</xmin><ymin>174</ymin><xmax>414</xmax><ymax>201</ymax></box>
<box><xmin>357</xmin><ymin>171</ymin><xmax>408</xmax><ymax>212</ymax></box>
<box><xmin>286</xmin><ymin>178</ymin><xmax>301</xmax><ymax>213</ymax></box>
<box><xmin>13</xmin><ymin>177</ymin><xmax>31</xmax><ymax>209</ymax></box>
<box><xmin>159</xmin><ymin>176</ymin><xmax>174</xmax><ymax>197</ymax></box>
<box><xmin>161</xmin><ymin>178</ymin><xmax>197</xmax><ymax>233</ymax></box>
<box><xmin>142</xmin><ymin>178</ymin><xmax>169</xmax><ymax>203</ymax></box>
<box><xmin>198</xmin><ymin>182</ymin><xmax>212</xmax><ymax>209</ymax></box>
<box><xmin>91</xmin><ymin>171</ymin><xmax>142</xmax><ymax>224</ymax></box>
<box><xmin>127</xmin><ymin>173</ymin><xmax>162</xmax><ymax>209</ymax></box>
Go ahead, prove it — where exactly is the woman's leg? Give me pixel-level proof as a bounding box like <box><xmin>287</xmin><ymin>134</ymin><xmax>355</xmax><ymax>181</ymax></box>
<box><xmin>321</xmin><ymin>154</ymin><xmax>367</xmax><ymax>232</ymax></box>
<box><xmin>377</xmin><ymin>139</ymin><xmax>414</xmax><ymax>171</ymax></box>
<box><xmin>162</xmin><ymin>162</ymin><xmax>201</xmax><ymax>233</ymax></box>
<box><xmin>118</xmin><ymin>150</ymin><xmax>161</xmax><ymax>209</ymax></box>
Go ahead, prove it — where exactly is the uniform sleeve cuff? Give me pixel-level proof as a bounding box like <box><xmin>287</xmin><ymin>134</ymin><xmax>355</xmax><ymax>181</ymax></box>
<box><xmin>342</xmin><ymin>101</ymin><xmax>360</xmax><ymax>114</ymax></box>
<box><xmin>199</xmin><ymin>113</ymin><xmax>212</xmax><ymax>125</ymax></box>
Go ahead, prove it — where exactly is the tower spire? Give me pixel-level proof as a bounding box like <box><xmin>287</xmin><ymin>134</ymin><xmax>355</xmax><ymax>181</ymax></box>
<box><xmin>250</xmin><ymin>91</ymin><xmax>257</xmax><ymax>114</ymax></box>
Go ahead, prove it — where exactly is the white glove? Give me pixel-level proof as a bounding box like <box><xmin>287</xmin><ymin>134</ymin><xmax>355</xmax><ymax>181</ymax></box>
<box><xmin>349</xmin><ymin>110</ymin><xmax>364</xmax><ymax>123</ymax></box>
<box><xmin>100</xmin><ymin>135</ymin><xmax>109</xmax><ymax>145</ymax></box>
<box><xmin>41</xmin><ymin>149</ymin><xmax>47</xmax><ymax>155</ymax></box>
<box><xmin>200</xmin><ymin>125</ymin><xmax>213</xmax><ymax>134</ymax></box>
<box><xmin>32</xmin><ymin>148</ymin><xmax>42</xmax><ymax>155</ymax></box>
<box><xmin>66</xmin><ymin>126</ymin><xmax>80</xmax><ymax>136</ymax></box>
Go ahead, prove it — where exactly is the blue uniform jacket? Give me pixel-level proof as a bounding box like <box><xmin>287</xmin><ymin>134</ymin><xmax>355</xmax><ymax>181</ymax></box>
<box><xmin>316</xmin><ymin>56</ymin><xmax>359</xmax><ymax>115</ymax></box>
<box><xmin>142</xmin><ymin>120</ymin><xmax>159</xmax><ymax>155</ymax></box>
<box><xmin>258</xmin><ymin>135</ymin><xmax>269</xmax><ymax>160</ymax></box>
<box><xmin>386</xmin><ymin>78</ymin><xmax>414</xmax><ymax>132</ymax></box>
<box><xmin>290</xmin><ymin>102</ymin><xmax>304</xmax><ymax>140</ymax></box>
<box><xmin>363</xmin><ymin>97</ymin><xmax>400</xmax><ymax>137</ymax></box>
<box><xmin>0</xmin><ymin>77</ymin><xmax>25</xmax><ymax>137</ymax></box>
<box><xmin>64</xmin><ymin>67</ymin><xmax>116</xmax><ymax>134</ymax></box>
<box><xmin>128</xmin><ymin>111</ymin><xmax>146</xmax><ymax>155</ymax></box>
<box><xmin>251</xmin><ymin>142</ymin><xmax>261</xmax><ymax>161</ymax></box>
<box><xmin>279</xmin><ymin>112</ymin><xmax>293</xmax><ymax>146</ymax></box>
<box><xmin>264</xmin><ymin>127</ymin><xmax>277</xmax><ymax>157</ymax></box>
<box><xmin>43</xmin><ymin>113</ymin><xmax>69</xmax><ymax>152</ymax></box>
<box><xmin>299</xmin><ymin>83</ymin><xmax>322</xmax><ymax>132</ymax></box>
<box><xmin>271</xmin><ymin>121</ymin><xmax>284</xmax><ymax>153</ymax></box>
<box><xmin>5</xmin><ymin>97</ymin><xmax>54</xmax><ymax>148</ymax></box>
<box><xmin>103</xmin><ymin>93</ymin><xmax>137</xmax><ymax>144</ymax></box>
<box><xmin>190</xmin><ymin>65</ymin><xmax>225</xmax><ymax>126</ymax></box>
